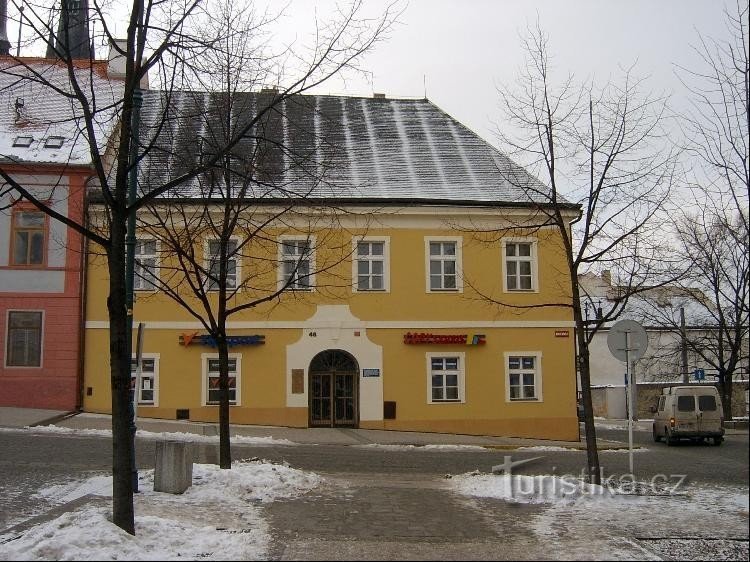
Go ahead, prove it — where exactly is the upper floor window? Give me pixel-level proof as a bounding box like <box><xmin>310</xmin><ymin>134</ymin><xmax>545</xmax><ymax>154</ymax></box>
<box><xmin>134</xmin><ymin>239</ymin><xmax>159</xmax><ymax>291</ymax></box>
<box><xmin>6</xmin><ymin>311</ymin><xmax>43</xmax><ymax>367</ymax></box>
<box><xmin>11</xmin><ymin>209</ymin><xmax>46</xmax><ymax>266</ymax></box>
<box><xmin>426</xmin><ymin>237</ymin><xmax>462</xmax><ymax>292</ymax></box>
<box><xmin>503</xmin><ymin>239</ymin><xmax>537</xmax><ymax>292</ymax></box>
<box><xmin>206</xmin><ymin>238</ymin><xmax>239</xmax><ymax>291</ymax></box>
<box><xmin>280</xmin><ymin>238</ymin><xmax>313</xmax><ymax>291</ymax></box>
<box><xmin>354</xmin><ymin>238</ymin><xmax>389</xmax><ymax>292</ymax></box>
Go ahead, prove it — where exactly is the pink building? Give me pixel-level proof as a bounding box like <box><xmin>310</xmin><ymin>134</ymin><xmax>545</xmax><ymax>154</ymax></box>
<box><xmin>0</xmin><ymin>53</ymin><xmax>123</xmax><ymax>410</ymax></box>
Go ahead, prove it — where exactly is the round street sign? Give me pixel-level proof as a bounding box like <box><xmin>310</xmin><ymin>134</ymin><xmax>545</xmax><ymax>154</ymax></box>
<box><xmin>607</xmin><ymin>319</ymin><xmax>648</xmax><ymax>363</ymax></box>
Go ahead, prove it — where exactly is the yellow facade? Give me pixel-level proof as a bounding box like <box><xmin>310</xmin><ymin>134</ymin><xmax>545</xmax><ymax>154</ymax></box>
<box><xmin>83</xmin><ymin>207</ymin><xmax>580</xmax><ymax>440</ymax></box>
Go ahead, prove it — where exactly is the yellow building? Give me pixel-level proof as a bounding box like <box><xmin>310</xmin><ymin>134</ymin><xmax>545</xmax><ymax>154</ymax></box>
<box><xmin>83</xmin><ymin>92</ymin><xmax>580</xmax><ymax>440</ymax></box>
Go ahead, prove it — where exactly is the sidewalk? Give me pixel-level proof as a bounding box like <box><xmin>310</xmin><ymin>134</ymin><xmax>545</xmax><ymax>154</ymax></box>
<box><xmin>1</xmin><ymin>408</ymin><xmax>638</xmax><ymax>449</ymax></box>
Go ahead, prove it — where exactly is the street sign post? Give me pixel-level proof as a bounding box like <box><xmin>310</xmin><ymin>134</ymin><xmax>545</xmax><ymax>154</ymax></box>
<box><xmin>607</xmin><ymin>320</ymin><xmax>648</xmax><ymax>475</ymax></box>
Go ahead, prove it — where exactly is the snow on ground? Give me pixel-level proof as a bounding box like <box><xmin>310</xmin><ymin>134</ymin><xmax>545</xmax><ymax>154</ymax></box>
<box><xmin>0</xmin><ymin>460</ymin><xmax>322</xmax><ymax>561</ymax></box>
<box><xmin>354</xmin><ymin>443</ymin><xmax>489</xmax><ymax>452</ymax></box>
<box><xmin>0</xmin><ymin>425</ymin><xmax>296</xmax><ymax>446</ymax></box>
<box><xmin>448</xmin><ymin>471</ymin><xmax>749</xmax><ymax>561</ymax></box>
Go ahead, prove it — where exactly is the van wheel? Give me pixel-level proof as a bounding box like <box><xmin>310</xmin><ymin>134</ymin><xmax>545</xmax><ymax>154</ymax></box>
<box><xmin>665</xmin><ymin>429</ymin><xmax>676</xmax><ymax>446</ymax></box>
<box><xmin>712</xmin><ymin>436</ymin><xmax>723</xmax><ymax>446</ymax></box>
<box><xmin>652</xmin><ymin>425</ymin><xmax>662</xmax><ymax>443</ymax></box>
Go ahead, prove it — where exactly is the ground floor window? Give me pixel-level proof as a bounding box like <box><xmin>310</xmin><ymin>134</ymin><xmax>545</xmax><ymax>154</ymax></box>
<box><xmin>427</xmin><ymin>353</ymin><xmax>465</xmax><ymax>403</ymax></box>
<box><xmin>5</xmin><ymin>310</ymin><xmax>43</xmax><ymax>367</ymax></box>
<box><xmin>130</xmin><ymin>355</ymin><xmax>159</xmax><ymax>405</ymax></box>
<box><xmin>506</xmin><ymin>352</ymin><xmax>542</xmax><ymax>401</ymax></box>
<box><xmin>203</xmin><ymin>354</ymin><xmax>241</xmax><ymax>406</ymax></box>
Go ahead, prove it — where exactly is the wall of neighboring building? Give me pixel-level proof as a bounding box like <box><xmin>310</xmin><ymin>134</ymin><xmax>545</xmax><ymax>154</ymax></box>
<box><xmin>82</xmin><ymin>210</ymin><xmax>581</xmax><ymax>440</ymax></box>
<box><xmin>0</xmin><ymin>170</ymin><xmax>86</xmax><ymax>410</ymax></box>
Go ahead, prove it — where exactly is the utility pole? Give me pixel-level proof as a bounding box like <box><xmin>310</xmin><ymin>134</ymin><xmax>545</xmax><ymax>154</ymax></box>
<box><xmin>680</xmin><ymin>307</ymin><xmax>689</xmax><ymax>384</ymax></box>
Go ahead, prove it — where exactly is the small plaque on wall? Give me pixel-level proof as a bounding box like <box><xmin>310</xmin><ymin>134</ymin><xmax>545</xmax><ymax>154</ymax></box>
<box><xmin>291</xmin><ymin>369</ymin><xmax>305</xmax><ymax>394</ymax></box>
<box><xmin>363</xmin><ymin>369</ymin><xmax>380</xmax><ymax>377</ymax></box>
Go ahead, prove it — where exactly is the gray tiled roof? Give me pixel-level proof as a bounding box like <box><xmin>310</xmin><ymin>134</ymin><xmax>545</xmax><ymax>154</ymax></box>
<box><xmin>138</xmin><ymin>90</ymin><xmax>559</xmax><ymax>206</ymax></box>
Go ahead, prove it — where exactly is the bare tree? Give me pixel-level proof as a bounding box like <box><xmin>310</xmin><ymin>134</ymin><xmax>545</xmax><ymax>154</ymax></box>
<box><xmin>1</xmin><ymin>0</ymin><xmax>395</xmax><ymax>535</ymax></box>
<box><xmin>669</xmin><ymin>0</ymin><xmax>749</xmax><ymax>417</ymax></box>
<box><xmin>484</xmin><ymin>23</ymin><xmax>678</xmax><ymax>483</ymax></box>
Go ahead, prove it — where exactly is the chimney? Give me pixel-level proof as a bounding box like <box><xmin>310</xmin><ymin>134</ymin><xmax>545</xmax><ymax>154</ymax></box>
<box><xmin>107</xmin><ymin>38</ymin><xmax>127</xmax><ymax>78</ymax></box>
<box><xmin>0</xmin><ymin>0</ymin><xmax>11</xmax><ymax>56</ymax></box>
<box><xmin>50</xmin><ymin>0</ymin><xmax>92</xmax><ymax>60</ymax></box>
<box><xmin>107</xmin><ymin>38</ymin><xmax>150</xmax><ymax>88</ymax></box>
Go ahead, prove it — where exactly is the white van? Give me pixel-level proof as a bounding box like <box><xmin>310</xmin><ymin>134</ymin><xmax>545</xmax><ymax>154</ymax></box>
<box><xmin>651</xmin><ymin>386</ymin><xmax>724</xmax><ymax>446</ymax></box>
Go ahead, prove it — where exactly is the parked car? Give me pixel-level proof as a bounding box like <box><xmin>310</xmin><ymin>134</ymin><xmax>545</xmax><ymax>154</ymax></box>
<box><xmin>651</xmin><ymin>386</ymin><xmax>724</xmax><ymax>446</ymax></box>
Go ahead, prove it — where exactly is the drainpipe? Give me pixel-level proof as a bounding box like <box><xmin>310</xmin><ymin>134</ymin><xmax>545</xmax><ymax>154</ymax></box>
<box><xmin>680</xmin><ymin>307</ymin><xmax>688</xmax><ymax>384</ymax></box>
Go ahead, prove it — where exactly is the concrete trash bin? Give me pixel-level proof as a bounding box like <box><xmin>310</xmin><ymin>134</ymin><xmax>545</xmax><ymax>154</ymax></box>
<box><xmin>154</xmin><ymin>440</ymin><xmax>193</xmax><ymax>494</ymax></box>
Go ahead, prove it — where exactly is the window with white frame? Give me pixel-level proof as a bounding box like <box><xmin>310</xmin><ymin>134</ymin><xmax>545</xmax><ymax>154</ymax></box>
<box><xmin>506</xmin><ymin>353</ymin><xmax>542</xmax><ymax>401</ymax></box>
<box><xmin>5</xmin><ymin>311</ymin><xmax>43</xmax><ymax>367</ymax></box>
<box><xmin>280</xmin><ymin>238</ymin><xmax>313</xmax><ymax>290</ymax></box>
<box><xmin>427</xmin><ymin>353</ymin><xmax>465</xmax><ymax>403</ymax></box>
<box><xmin>134</xmin><ymin>239</ymin><xmax>159</xmax><ymax>291</ymax></box>
<box><xmin>426</xmin><ymin>238</ymin><xmax>461</xmax><ymax>292</ymax></box>
<box><xmin>11</xmin><ymin>209</ymin><xmax>46</xmax><ymax>266</ymax></box>
<box><xmin>130</xmin><ymin>355</ymin><xmax>158</xmax><ymax>405</ymax></box>
<box><xmin>503</xmin><ymin>239</ymin><xmax>537</xmax><ymax>291</ymax></box>
<box><xmin>355</xmin><ymin>238</ymin><xmax>389</xmax><ymax>291</ymax></box>
<box><xmin>203</xmin><ymin>355</ymin><xmax>240</xmax><ymax>406</ymax></box>
<box><xmin>206</xmin><ymin>238</ymin><xmax>239</xmax><ymax>290</ymax></box>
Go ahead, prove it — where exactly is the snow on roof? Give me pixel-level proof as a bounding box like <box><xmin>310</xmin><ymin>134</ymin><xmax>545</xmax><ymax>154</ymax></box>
<box><xmin>0</xmin><ymin>57</ymin><xmax>124</xmax><ymax>166</ymax></box>
<box><xmin>137</xmin><ymin>90</ymin><xmax>562</xmax><ymax>205</ymax></box>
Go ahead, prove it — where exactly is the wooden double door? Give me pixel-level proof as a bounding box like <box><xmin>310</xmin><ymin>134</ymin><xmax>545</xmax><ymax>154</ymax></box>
<box><xmin>308</xmin><ymin>349</ymin><xmax>359</xmax><ymax>428</ymax></box>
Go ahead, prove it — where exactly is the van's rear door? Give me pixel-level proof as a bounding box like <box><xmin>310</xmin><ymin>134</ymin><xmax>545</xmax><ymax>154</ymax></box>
<box><xmin>697</xmin><ymin>392</ymin><xmax>721</xmax><ymax>433</ymax></box>
<box><xmin>675</xmin><ymin>394</ymin><xmax>698</xmax><ymax>432</ymax></box>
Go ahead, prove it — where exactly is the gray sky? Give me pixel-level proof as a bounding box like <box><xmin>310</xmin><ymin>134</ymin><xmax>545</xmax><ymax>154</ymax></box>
<box><xmin>6</xmin><ymin>0</ymin><xmax>737</xmax><ymax>148</ymax></box>
<box><xmin>275</xmin><ymin>0</ymin><xmax>737</xmax><ymax>147</ymax></box>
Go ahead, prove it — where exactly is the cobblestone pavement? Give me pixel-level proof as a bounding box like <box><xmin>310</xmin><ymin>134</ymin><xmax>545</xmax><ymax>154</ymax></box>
<box><xmin>262</xmin><ymin>472</ymin><xmax>654</xmax><ymax>561</ymax></box>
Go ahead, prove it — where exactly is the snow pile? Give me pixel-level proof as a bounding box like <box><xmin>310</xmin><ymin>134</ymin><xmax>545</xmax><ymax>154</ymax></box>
<box><xmin>354</xmin><ymin>443</ymin><xmax>489</xmax><ymax>452</ymax></box>
<box><xmin>186</xmin><ymin>460</ymin><xmax>322</xmax><ymax>504</ymax></box>
<box><xmin>8</xmin><ymin>425</ymin><xmax>296</xmax><ymax>446</ymax></box>
<box><xmin>0</xmin><ymin>460</ymin><xmax>321</xmax><ymax>561</ymax></box>
<box><xmin>448</xmin><ymin>472</ymin><xmax>613</xmax><ymax>504</ymax></box>
<box><xmin>0</xmin><ymin>507</ymin><xmax>262</xmax><ymax>561</ymax></box>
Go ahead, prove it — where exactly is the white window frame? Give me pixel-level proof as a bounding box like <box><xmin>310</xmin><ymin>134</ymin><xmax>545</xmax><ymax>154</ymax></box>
<box><xmin>426</xmin><ymin>352</ymin><xmax>466</xmax><ymax>404</ymax></box>
<box><xmin>204</xmin><ymin>237</ymin><xmax>241</xmax><ymax>292</ymax></box>
<box><xmin>504</xmin><ymin>351</ymin><xmax>543</xmax><ymax>402</ymax></box>
<box><xmin>133</xmin><ymin>238</ymin><xmax>160</xmax><ymax>292</ymax></box>
<box><xmin>201</xmin><ymin>353</ymin><xmax>242</xmax><ymax>406</ymax></box>
<box><xmin>352</xmin><ymin>236</ymin><xmax>390</xmax><ymax>293</ymax></box>
<box><xmin>502</xmin><ymin>238</ymin><xmax>538</xmax><ymax>293</ymax></box>
<box><xmin>425</xmin><ymin>236</ymin><xmax>463</xmax><ymax>293</ymax></box>
<box><xmin>278</xmin><ymin>236</ymin><xmax>315</xmax><ymax>291</ymax></box>
<box><xmin>4</xmin><ymin>309</ymin><xmax>44</xmax><ymax>368</ymax></box>
<box><xmin>130</xmin><ymin>353</ymin><xmax>159</xmax><ymax>406</ymax></box>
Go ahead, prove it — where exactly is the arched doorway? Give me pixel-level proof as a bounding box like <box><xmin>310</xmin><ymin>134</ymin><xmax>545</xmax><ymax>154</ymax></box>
<box><xmin>308</xmin><ymin>349</ymin><xmax>359</xmax><ymax>428</ymax></box>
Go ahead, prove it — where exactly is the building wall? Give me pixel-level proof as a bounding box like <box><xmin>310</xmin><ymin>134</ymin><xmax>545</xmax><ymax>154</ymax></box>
<box><xmin>83</xmin><ymin>212</ymin><xmax>580</xmax><ymax>440</ymax></box>
<box><xmin>0</xmin><ymin>170</ymin><xmax>87</xmax><ymax>409</ymax></box>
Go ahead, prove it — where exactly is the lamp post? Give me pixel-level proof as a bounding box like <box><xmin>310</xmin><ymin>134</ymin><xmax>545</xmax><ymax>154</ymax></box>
<box><xmin>125</xmin><ymin>87</ymin><xmax>143</xmax><ymax>492</ymax></box>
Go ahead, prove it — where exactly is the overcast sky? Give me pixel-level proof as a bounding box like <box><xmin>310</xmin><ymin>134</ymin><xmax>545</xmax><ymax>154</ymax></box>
<box><xmin>5</xmin><ymin>0</ymin><xmax>738</xmax><ymax>148</ymax></box>
<box><xmin>274</xmin><ymin>0</ymin><xmax>737</xmax><ymax>147</ymax></box>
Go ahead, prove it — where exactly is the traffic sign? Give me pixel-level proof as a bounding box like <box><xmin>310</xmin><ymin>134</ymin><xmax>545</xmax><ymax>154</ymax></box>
<box><xmin>607</xmin><ymin>320</ymin><xmax>648</xmax><ymax>363</ymax></box>
<box><xmin>694</xmin><ymin>368</ymin><xmax>705</xmax><ymax>381</ymax></box>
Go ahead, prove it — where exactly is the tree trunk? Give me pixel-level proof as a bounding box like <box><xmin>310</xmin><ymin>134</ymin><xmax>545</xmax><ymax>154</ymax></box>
<box><xmin>108</xmin><ymin>220</ymin><xmax>135</xmax><ymax>535</ymax></box>
<box><xmin>217</xmin><ymin>334</ymin><xmax>231</xmax><ymax>469</ymax></box>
